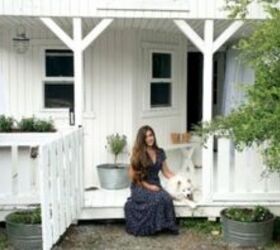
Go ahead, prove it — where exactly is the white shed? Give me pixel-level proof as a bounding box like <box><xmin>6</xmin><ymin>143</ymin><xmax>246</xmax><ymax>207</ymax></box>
<box><xmin>0</xmin><ymin>1</ymin><xmax>279</xmax><ymax>249</ymax></box>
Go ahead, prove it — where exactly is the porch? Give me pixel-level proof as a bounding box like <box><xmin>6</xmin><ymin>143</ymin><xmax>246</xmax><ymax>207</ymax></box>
<box><xmin>1</xmin><ymin>13</ymin><xmax>280</xmax><ymax>212</ymax></box>
<box><xmin>1</xmin><ymin>7</ymin><xmax>280</xmax><ymax>249</ymax></box>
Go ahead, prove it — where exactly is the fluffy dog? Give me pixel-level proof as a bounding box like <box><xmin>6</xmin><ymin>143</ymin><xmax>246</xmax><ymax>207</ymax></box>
<box><xmin>165</xmin><ymin>174</ymin><xmax>198</xmax><ymax>209</ymax></box>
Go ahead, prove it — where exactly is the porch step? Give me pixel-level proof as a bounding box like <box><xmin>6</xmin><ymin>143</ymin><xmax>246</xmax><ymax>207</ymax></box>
<box><xmin>81</xmin><ymin>188</ymin><xmax>204</xmax><ymax>220</ymax></box>
<box><xmin>81</xmin><ymin>189</ymin><xmax>280</xmax><ymax>220</ymax></box>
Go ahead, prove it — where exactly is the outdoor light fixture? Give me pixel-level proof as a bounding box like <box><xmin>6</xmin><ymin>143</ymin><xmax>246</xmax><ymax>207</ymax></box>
<box><xmin>12</xmin><ymin>24</ymin><xmax>30</xmax><ymax>54</ymax></box>
<box><xmin>69</xmin><ymin>107</ymin><xmax>75</xmax><ymax>126</ymax></box>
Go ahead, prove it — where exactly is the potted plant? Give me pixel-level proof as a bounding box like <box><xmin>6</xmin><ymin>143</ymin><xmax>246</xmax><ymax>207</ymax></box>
<box><xmin>5</xmin><ymin>207</ymin><xmax>42</xmax><ymax>250</ymax></box>
<box><xmin>220</xmin><ymin>206</ymin><xmax>275</xmax><ymax>247</ymax></box>
<box><xmin>97</xmin><ymin>133</ymin><xmax>130</xmax><ymax>189</ymax></box>
<box><xmin>0</xmin><ymin>115</ymin><xmax>56</xmax><ymax>133</ymax></box>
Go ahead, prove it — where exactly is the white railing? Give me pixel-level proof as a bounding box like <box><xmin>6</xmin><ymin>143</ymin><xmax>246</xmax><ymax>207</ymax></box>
<box><xmin>0</xmin><ymin>142</ymin><xmax>42</xmax><ymax>206</ymax></box>
<box><xmin>213</xmin><ymin>138</ymin><xmax>280</xmax><ymax>202</ymax></box>
<box><xmin>38</xmin><ymin>128</ymin><xmax>84</xmax><ymax>250</ymax></box>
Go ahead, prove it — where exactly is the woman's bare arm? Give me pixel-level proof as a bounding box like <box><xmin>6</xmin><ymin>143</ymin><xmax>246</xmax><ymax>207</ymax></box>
<box><xmin>161</xmin><ymin>161</ymin><xmax>176</xmax><ymax>179</ymax></box>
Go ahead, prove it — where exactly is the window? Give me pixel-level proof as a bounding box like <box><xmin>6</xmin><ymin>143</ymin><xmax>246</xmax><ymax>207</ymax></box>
<box><xmin>43</xmin><ymin>49</ymin><xmax>74</xmax><ymax>108</ymax></box>
<box><xmin>150</xmin><ymin>52</ymin><xmax>172</xmax><ymax>108</ymax></box>
<box><xmin>150</xmin><ymin>82</ymin><xmax>171</xmax><ymax>107</ymax></box>
<box><xmin>152</xmin><ymin>53</ymin><xmax>171</xmax><ymax>78</ymax></box>
<box><xmin>44</xmin><ymin>83</ymin><xmax>74</xmax><ymax>108</ymax></box>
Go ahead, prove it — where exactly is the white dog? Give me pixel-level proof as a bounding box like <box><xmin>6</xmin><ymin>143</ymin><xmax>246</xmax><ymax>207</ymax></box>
<box><xmin>165</xmin><ymin>174</ymin><xmax>198</xmax><ymax>209</ymax></box>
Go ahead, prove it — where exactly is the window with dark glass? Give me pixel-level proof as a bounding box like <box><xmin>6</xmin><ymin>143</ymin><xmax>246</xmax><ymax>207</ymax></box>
<box><xmin>44</xmin><ymin>83</ymin><xmax>74</xmax><ymax>108</ymax></box>
<box><xmin>152</xmin><ymin>53</ymin><xmax>171</xmax><ymax>78</ymax></box>
<box><xmin>150</xmin><ymin>52</ymin><xmax>172</xmax><ymax>108</ymax></box>
<box><xmin>150</xmin><ymin>82</ymin><xmax>171</xmax><ymax>107</ymax></box>
<box><xmin>44</xmin><ymin>49</ymin><xmax>74</xmax><ymax>108</ymax></box>
<box><xmin>45</xmin><ymin>50</ymin><xmax>74</xmax><ymax>77</ymax></box>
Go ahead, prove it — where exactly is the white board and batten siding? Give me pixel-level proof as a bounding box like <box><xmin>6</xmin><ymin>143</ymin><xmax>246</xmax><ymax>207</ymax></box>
<box><xmin>0</xmin><ymin>0</ymin><xmax>268</xmax><ymax>19</ymax></box>
<box><xmin>133</xmin><ymin>29</ymin><xmax>188</xmax><ymax>156</ymax></box>
<box><xmin>0</xmin><ymin>24</ymin><xmax>188</xmax><ymax>187</ymax></box>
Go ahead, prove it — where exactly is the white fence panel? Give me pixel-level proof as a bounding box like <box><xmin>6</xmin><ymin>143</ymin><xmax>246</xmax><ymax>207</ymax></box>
<box><xmin>0</xmin><ymin>145</ymin><xmax>39</xmax><ymax>205</ymax></box>
<box><xmin>39</xmin><ymin>128</ymin><xmax>84</xmax><ymax>250</ymax></box>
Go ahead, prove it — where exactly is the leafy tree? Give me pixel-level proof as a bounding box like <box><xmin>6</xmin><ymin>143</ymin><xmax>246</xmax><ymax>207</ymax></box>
<box><xmin>195</xmin><ymin>1</ymin><xmax>280</xmax><ymax>172</ymax></box>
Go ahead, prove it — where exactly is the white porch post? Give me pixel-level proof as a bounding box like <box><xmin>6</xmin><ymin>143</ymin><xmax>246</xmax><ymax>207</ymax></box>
<box><xmin>40</xmin><ymin>17</ymin><xmax>113</xmax><ymax>127</ymax></box>
<box><xmin>202</xmin><ymin>20</ymin><xmax>214</xmax><ymax>202</ymax></box>
<box><xmin>174</xmin><ymin>19</ymin><xmax>243</xmax><ymax>202</ymax></box>
<box><xmin>73</xmin><ymin>18</ymin><xmax>83</xmax><ymax>127</ymax></box>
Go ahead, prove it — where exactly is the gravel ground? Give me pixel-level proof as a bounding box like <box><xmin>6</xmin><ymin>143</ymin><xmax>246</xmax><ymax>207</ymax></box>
<box><xmin>1</xmin><ymin>219</ymin><xmax>280</xmax><ymax>250</ymax></box>
<box><xmin>52</xmin><ymin>219</ymin><xmax>279</xmax><ymax>250</ymax></box>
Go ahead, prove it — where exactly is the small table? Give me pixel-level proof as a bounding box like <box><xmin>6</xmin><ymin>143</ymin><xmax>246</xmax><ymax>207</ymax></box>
<box><xmin>164</xmin><ymin>142</ymin><xmax>198</xmax><ymax>173</ymax></box>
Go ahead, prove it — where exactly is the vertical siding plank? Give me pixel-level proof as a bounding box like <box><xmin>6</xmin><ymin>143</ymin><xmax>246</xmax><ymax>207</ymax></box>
<box><xmin>39</xmin><ymin>145</ymin><xmax>52</xmax><ymax>250</ymax></box>
<box><xmin>50</xmin><ymin>141</ymin><xmax>59</xmax><ymax>243</ymax></box>
<box><xmin>0</xmin><ymin>147</ymin><xmax>13</xmax><ymax>196</ymax></box>
<box><xmin>216</xmin><ymin>138</ymin><xmax>231</xmax><ymax>193</ymax></box>
<box><xmin>11</xmin><ymin>145</ymin><xmax>19</xmax><ymax>195</ymax></box>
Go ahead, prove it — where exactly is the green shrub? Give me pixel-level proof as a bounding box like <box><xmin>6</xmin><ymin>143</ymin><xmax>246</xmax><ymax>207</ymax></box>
<box><xmin>17</xmin><ymin>116</ymin><xmax>55</xmax><ymax>132</ymax></box>
<box><xmin>33</xmin><ymin>119</ymin><xmax>55</xmax><ymax>132</ymax></box>
<box><xmin>223</xmin><ymin>206</ymin><xmax>274</xmax><ymax>222</ymax></box>
<box><xmin>106</xmin><ymin>133</ymin><xmax>127</xmax><ymax>164</ymax></box>
<box><xmin>6</xmin><ymin>207</ymin><xmax>41</xmax><ymax>224</ymax></box>
<box><xmin>17</xmin><ymin>117</ymin><xmax>36</xmax><ymax>131</ymax></box>
<box><xmin>0</xmin><ymin>115</ymin><xmax>14</xmax><ymax>132</ymax></box>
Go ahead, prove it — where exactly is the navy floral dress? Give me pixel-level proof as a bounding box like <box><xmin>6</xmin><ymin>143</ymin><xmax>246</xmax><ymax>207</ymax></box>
<box><xmin>124</xmin><ymin>148</ymin><xmax>179</xmax><ymax>236</ymax></box>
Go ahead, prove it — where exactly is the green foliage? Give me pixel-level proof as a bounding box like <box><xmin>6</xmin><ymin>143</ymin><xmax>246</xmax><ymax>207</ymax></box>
<box><xmin>6</xmin><ymin>207</ymin><xmax>41</xmax><ymax>224</ymax></box>
<box><xmin>0</xmin><ymin>115</ymin><xmax>56</xmax><ymax>132</ymax></box>
<box><xmin>33</xmin><ymin>119</ymin><xmax>55</xmax><ymax>132</ymax></box>
<box><xmin>0</xmin><ymin>231</ymin><xmax>8</xmax><ymax>250</ymax></box>
<box><xmin>224</xmin><ymin>0</ymin><xmax>279</xmax><ymax>18</ymax></box>
<box><xmin>17</xmin><ymin>117</ymin><xmax>35</xmax><ymax>131</ymax></box>
<box><xmin>17</xmin><ymin>116</ymin><xmax>55</xmax><ymax>132</ymax></box>
<box><xmin>223</xmin><ymin>206</ymin><xmax>274</xmax><ymax>222</ymax></box>
<box><xmin>180</xmin><ymin>218</ymin><xmax>221</xmax><ymax>234</ymax></box>
<box><xmin>194</xmin><ymin>7</ymin><xmax>280</xmax><ymax>172</ymax></box>
<box><xmin>0</xmin><ymin>115</ymin><xmax>14</xmax><ymax>132</ymax></box>
<box><xmin>106</xmin><ymin>133</ymin><xmax>127</xmax><ymax>164</ymax></box>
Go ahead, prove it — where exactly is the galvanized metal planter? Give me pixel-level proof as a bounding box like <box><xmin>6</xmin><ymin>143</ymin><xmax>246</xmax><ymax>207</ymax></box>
<box><xmin>97</xmin><ymin>163</ymin><xmax>130</xmax><ymax>189</ymax></box>
<box><xmin>5</xmin><ymin>212</ymin><xmax>42</xmax><ymax>250</ymax></box>
<box><xmin>221</xmin><ymin>209</ymin><xmax>275</xmax><ymax>247</ymax></box>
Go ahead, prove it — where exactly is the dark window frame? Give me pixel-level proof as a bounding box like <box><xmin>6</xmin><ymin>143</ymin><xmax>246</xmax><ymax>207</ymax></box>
<box><xmin>150</xmin><ymin>82</ymin><xmax>172</xmax><ymax>108</ymax></box>
<box><xmin>150</xmin><ymin>51</ymin><xmax>173</xmax><ymax>108</ymax></box>
<box><xmin>43</xmin><ymin>49</ymin><xmax>74</xmax><ymax>109</ymax></box>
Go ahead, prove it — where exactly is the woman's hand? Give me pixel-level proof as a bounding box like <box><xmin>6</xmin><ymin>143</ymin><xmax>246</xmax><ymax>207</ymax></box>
<box><xmin>141</xmin><ymin>180</ymin><xmax>161</xmax><ymax>192</ymax></box>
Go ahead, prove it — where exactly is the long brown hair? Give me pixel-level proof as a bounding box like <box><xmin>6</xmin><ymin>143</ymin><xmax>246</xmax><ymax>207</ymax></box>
<box><xmin>130</xmin><ymin>125</ymin><xmax>159</xmax><ymax>185</ymax></box>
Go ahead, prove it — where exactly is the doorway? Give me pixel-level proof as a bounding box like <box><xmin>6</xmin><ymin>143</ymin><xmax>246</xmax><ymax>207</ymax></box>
<box><xmin>187</xmin><ymin>52</ymin><xmax>225</xmax><ymax>131</ymax></box>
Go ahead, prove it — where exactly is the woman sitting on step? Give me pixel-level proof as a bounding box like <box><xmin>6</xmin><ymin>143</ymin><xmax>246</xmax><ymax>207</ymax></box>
<box><xmin>124</xmin><ymin>125</ymin><xmax>179</xmax><ymax>236</ymax></box>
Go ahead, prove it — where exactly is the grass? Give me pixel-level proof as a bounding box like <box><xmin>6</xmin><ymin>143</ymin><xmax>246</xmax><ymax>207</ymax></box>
<box><xmin>179</xmin><ymin>217</ymin><xmax>221</xmax><ymax>235</ymax></box>
<box><xmin>0</xmin><ymin>230</ymin><xmax>8</xmax><ymax>250</ymax></box>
